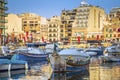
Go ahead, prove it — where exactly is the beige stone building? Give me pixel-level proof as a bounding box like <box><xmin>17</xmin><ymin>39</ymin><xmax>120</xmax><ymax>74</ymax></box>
<box><xmin>18</xmin><ymin>13</ymin><xmax>41</xmax><ymax>42</ymax></box>
<box><xmin>40</xmin><ymin>17</ymin><xmax>48</xmax><ymax>42</ymax></box>
<box><xmin>47</xmin><ymin>16</ymin><xmax>61</xmax><ymax>42</ymax></box>
<box><xmin>103</xmin><ymin>8</ymin><xmax>120</xmax><ymax>42</ymax></box>
<box><xmin>18</xmin><ymin>13</ymin><xmax>41</xmax><ymax>32</ymax></box>
<box><xmin>72</xmin><ymin>1</ymin><xmax>106</xmax><ymax>44</ymax></box>
<box><xmin>60</xmin><ymin>1</ymin><xmax>106</xmax><ymax>44</ymax></box>
<box><xmin>61</xmin><ymin>9</ymin><xmax>76</xmax><ymax>44</ymax></box>
<box><xmin>5</xmin><ymin>14</ymin><xmax>23</xmax><ymax>35</ymax></box>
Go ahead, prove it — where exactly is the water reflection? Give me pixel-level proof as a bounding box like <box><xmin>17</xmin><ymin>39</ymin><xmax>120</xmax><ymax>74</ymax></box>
<box><xmin>0</xmin><ymin>62</ymin><xmax>120</xmax><ymax>80</ymax></box>
<box><xmin>0</xmin><ymin>70</ymin><xmax>26</xmax><ymax>80</ymax></box>
<box><xmin>51</xmin><ymin>69</ymin><xmax>89</xmax><ymax>80</ymax></box>
<box><xmin>89</xmin><ymin>62</ymin><xmax>120</xmax><ymax>80</ymax></box>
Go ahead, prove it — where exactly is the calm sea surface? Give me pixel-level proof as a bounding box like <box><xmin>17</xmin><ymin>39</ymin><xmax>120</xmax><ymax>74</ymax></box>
<box><xmin>0</xmin><ymin>61</ymin><xmax>120</xmax><ymax>80</ymax></box>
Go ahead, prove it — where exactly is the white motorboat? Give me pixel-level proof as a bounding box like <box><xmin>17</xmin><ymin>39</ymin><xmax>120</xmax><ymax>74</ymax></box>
<box><xmin>99</xmin><ymin>45</ymin><xmax>120</xmax><ymax>62</ymax></box>
<box><xmin>84</xmin><ymin>48</ymin><xmax>103</xmax><ymax>57</ymax></box>
<box><xmin>13</xmin><ymin>43</ymin><xmax>49</xmax><ymax>64</ymax></box>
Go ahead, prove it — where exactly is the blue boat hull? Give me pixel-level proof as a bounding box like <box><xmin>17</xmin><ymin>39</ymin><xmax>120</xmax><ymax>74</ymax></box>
<box><xmin>12</xmin><ymin>53</ymin><xmax>49</xmax><ymax>64</ymax></box>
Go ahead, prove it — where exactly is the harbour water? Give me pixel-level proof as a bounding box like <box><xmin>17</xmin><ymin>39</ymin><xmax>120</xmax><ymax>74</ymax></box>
<box><xmin>0</xmin><ymin>61</ymin><xmax>120</xmax><ymax>80</ymax></box>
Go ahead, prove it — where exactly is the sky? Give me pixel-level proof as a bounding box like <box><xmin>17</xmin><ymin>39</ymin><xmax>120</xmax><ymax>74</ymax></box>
<box><xmin>7</xmin><ymin>0</ymin><xmax>120</xmax><ymax>18</ymax></box>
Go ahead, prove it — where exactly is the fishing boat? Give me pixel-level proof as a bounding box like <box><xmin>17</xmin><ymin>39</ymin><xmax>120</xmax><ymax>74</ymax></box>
<box><xmin>0</xmin><ymin>58</ymin><xmax>28</xmax><ymax>71</ymax></box>
<box><xmin>12</xmin><ymin>43</ymin><xmax>49</xmax><ymax>64</ymax></box>
<box><xmin>10</xmin><ymin>59</ymin><xmax>28</xmax><ymax>70</ymax></box>
<box><xmin>49</xmin><ymin>47</ymin><xmax>90</xmax><ymax>72</ymax></box>
<box><xmin>0</xmin><ymin>59</ymin><xmax>11</xmax><ymax>71</ymax></box>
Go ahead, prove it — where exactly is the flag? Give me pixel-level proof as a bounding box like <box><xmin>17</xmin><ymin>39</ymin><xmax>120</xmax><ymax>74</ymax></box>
<box><xmin>26</xmin><ymin>31</ymin><xmax>28</xmax><ymax>37</ymax></box>
<box><xmin>23</xmin><ymin>36</ymin><xmax>26</xmax><ymax>43</ymax></box>
<box><xmin>42</xmin><ymin>36</ymin><xmax>44</xmax><ymax>42</ymax></box>
<box><xmin>96</xmin><ymin>35</ymin><xmax>99</xmax><ymax>40</ymax></box>
<box><xmin>77</xmin><ymin>36</ymin><xmax>80</xmax><ymax>44</ymax></box>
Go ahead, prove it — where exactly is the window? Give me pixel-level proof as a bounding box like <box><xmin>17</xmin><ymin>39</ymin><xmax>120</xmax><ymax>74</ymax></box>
<box><xmin>113</xmin><ymin>28</ymin><xmax>116</xmax><ymax>31</ymax></box>
<box><xmin>106</xmin><ymin>29</ymin><xmax>108</xmax><ymax>32</ymax></box>
<box><xmin>106</xmin><ymin>34</ymin><xmax>108</xmax><ymax>37</ymax></box>
<box><xmin>118</xmin><ymin>34</ymin><xmax>120</xmax><ymax>37</ymax></box>
<box><xmin>114</xmin><ymin>34</ymin><xmax>116</xmax><ymax>37</ymax></box>
<box><xmin>118</xmin><ymin>28</ymin><xmax>120</xmax><ymax>32</ymax></box>
<box><xmin>110</xmin><ymin>34</ymin><xmax>112</xmax><ymax>37</ymax></box>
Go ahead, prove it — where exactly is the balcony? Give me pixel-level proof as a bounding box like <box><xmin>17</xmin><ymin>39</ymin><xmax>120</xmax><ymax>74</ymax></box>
<box><xmin>4</xmin><ymin>6</ymin><xmax>8</xmax><ymax>10</ymax></box>
<box><xmin>0</xmin><ymin>26</ymin><xmax>7</xmax><ymax>29</ymax></box>
<box><xmin>0</xmin><ymin>13</ymin><xmax>8</xmax><ymax>17</ymax></box>
<box><xmin>0</xmin><ymin>20</ymin><xmax>8</xmax><ymax>23</ymax></box>
<box><xmin>0</xmin><ymin>0</ymin><xmax>7</xmax><ymax>4</ymax></box>
<box><xmin>4</xmin><ymin>0</ymin><xmax>8</xmax><ymax>4</ymax></box>
<box><xmin>0</xmin><ymin>6</ymin><xmax>8</xmax><ymax>11</ymax></box>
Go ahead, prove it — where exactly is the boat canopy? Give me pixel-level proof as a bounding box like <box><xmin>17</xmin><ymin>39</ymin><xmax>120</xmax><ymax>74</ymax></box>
<box><xmin>27</xmin><ymin>48</ymin><xmax>45</xmax><ymax>54</ymax></box>
<box><xmin>26</xmin><ymin>43</ymin><xmax>46</xmax><ymax>47</ymax></box>
<box><xmin>58</xmin><ymin>48</ymin><xmax>89</xmax><ymax>57</ymax></box>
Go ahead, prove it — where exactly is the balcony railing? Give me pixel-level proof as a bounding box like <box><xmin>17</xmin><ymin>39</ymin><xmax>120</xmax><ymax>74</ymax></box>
<box><xmin>0</xmin><ymin>26</ymin><xmax>7</xmax><ymax>29</ymax></box>
<box><xmin>0</xmin><ymin>0</ymin><xmax>8</xmax><ymax>4</ymax></box>
<box><xmin>0</xmin><ymin>13</ymin><xmax>8</xmax><ymax>17</ymax></box>
<box><xmin>0</xmin><ymin>6</ymin><xmax>8</xmax><ymax>11</ymax></box>
<box><xmin>0</xmin><ymin>20</ymin><xmax>8</xmax><ymax>23</ymax></box>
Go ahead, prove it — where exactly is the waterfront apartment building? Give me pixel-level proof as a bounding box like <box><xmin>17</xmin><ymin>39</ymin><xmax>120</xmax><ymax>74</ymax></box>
<box><xmin>72</xmin><ymin>1</ymin><xmax>106</xmax><ymax>44</ymax></box>
<box><xmin>40</xmin><ymin>17</ymin><xmax>48</xmax><ymax>42</ymax></box>
<box><xmin>60</xmin><ymin>1</ymin><xmax>106</xmax><ymax>44</ymax></box>
<box><xmin>0</xmin><ymin>0</ymin><xmax>8</xmax><ymax>45</ymax></box>
<box><xmin>60</xmin><ymin>9</ymin><xmax>76</xmax><ymax>44</ymax></box>
<box><xmin>47</xmin><ymin>16</ymin><xmax>61</xmax><ymax>42</ymax></box>
<box><xmin>18</xmin><ymin>13</ymin><xmax>41</xmax><ymax>33</ymax></box>
<box><xmin>5</xmin><ymin>14</ymin><xmax>23</xmax><ymax>35</ymax></box>
<box><xmin>103</xmin><ymin>7</ymin><xmax>120</xmax><ymax>42</ymax></box>
<box><xmin>18</xmin><ymin>13</ymin><xmax>41</xmax><ymax>42</ymax></box>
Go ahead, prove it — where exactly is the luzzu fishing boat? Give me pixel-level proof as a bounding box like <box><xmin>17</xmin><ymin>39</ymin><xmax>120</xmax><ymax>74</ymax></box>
<box><xmin>49</xmin><ymin>47</ymin><xmax>90</xmax><ymax>72</ymax></box>
<box><xmin>66</xmin><ymin>56</ymin><xmax>90</xmax><ymax>67</ymax></box>
<box><xmin>12</xmin><ymin>43</ymin><xmax>49</xmax><ymax>64</ymax></box>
